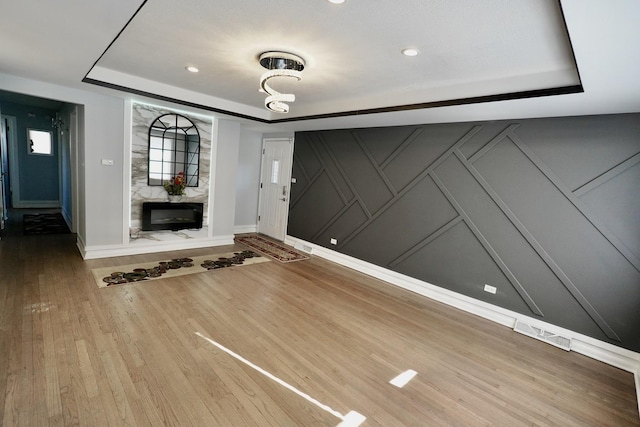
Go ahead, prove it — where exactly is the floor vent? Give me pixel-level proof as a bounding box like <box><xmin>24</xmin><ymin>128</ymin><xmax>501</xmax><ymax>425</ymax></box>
<box><xmin>514</xmin><ymin>320</ymin><xmax>572</xmax><ymax>351</ymax></box>
<box><xmin>294</xmin><ymin>242</ymin><xmax>313</xmax><ymax>254</ymax></box>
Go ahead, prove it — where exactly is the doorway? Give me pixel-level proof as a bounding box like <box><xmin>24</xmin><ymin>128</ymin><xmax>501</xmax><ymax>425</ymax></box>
<box><xmin>0</xmin><ymin>91</ymin><xmax>79</xmax><ymax>235</ymax></box>
<box><xmin>0</xmin><ymin>116</ymin><xmax>9</xmax><ymax>232</ymax></box>
<box><xmin>257</xmin><ymin>138</ymin><xmax>294</xmax><ymax>241</ymax></box>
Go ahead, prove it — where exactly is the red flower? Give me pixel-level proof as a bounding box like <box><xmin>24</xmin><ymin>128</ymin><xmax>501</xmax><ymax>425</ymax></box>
<box><xmin>174</xmin><ymin>172</ymin><xmax>185</xmax><ymax>186</ymax></box>
<box><xmin>164</xmin><ymin>171</ymin><xmax>187</xmax><ymax>195</ymax></box>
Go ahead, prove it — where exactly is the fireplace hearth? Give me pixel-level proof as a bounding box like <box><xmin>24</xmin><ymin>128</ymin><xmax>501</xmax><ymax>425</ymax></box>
<box><xmin>142</xmin><ymin>202</ymin><xmax>204</xmax><ymax>231</ymax></box>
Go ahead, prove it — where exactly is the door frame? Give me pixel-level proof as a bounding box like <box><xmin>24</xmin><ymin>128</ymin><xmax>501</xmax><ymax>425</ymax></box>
<box><xmin>256</xmin><ymin>137</ymin><xmax>294</xmax><ymax>241</ymax></box>
<box><xmin>0</xmin><ymin>115</ymin><xmax>7</xmax><ymax>230</ymax></box>
<box><xmin>2</xmin><ymin>116</ymin><xmax>19</xmax><ymax>208</ymax></box>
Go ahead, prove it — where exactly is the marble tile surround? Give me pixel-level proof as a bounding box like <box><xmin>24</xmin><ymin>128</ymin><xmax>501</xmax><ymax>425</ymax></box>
<box><xmin>130</xmin><ymin>103</ymin><xmax>212</xmax><ymax>230</ymax></box>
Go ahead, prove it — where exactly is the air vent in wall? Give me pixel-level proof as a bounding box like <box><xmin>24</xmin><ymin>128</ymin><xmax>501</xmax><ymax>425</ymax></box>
<box><xmin>514</xmin><ymin>320</ymin><xmax>572</xmax><ymax>351</ymax></box>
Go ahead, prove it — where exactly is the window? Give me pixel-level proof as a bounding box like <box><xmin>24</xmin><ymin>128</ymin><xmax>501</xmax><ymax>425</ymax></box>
<box><xmin>28</xmin><ymin>129</ymin><xmax>53</xmax><ymax>155</ymax></box>
<box><xmin>270</xmin><ymin>160</ymin><xmax>280</xmax><ymax>184</ymax></box>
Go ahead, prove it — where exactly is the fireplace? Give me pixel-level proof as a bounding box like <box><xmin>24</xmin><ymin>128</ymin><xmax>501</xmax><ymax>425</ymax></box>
<box><xmin>142</xmin><ymin>202</ymin><xmax>203</xmax><ymax>231</ymax></box>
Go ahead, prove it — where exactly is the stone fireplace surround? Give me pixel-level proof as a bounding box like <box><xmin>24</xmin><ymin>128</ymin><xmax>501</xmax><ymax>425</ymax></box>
<box><xmin>129</xmin><ymin>103</ymin><xmax>213</xmax><ymax>242</ymax></box>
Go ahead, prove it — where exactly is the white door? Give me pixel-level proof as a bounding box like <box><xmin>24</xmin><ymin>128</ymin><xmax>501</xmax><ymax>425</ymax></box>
<box><xmin>257</xmin><ymin>138</ymin><xmax>293</xmax><ymax>241</ymax></box>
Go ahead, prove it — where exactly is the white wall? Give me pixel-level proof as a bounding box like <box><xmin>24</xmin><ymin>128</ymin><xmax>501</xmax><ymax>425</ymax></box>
<box><xmin>0</xmin><ymin>73</ymin><xmax>261</xmax><ymax>256</ymax></box>
<box><xmin>235</xmin><ymin>129</ymin><xmax>262</xmax><ymax>231</ymax></box>
<box><xmin>211</xmin><ymin>119</ymin><xmax>241</xmax><ymax>238</ymax></box>
<box><xmin>80</xmin><ymin>94</ymin><xmax>126</xmax><ymax>247</ymax></box>
<box><xmin>0</xmin><ymin>73</ymin><xmax>126</xmax><ymax>248</ymax></box>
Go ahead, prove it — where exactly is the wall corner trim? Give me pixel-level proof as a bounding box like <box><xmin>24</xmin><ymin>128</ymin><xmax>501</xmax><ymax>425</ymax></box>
<box><xmin>284</xmin><ymin>234</ymin><xmax>640</xmax><ymax>415</ymax></box>
<box><xmin>76</xmin><ymin>235</ymin><xmax>87</xmax><ymax>259</ymax></box>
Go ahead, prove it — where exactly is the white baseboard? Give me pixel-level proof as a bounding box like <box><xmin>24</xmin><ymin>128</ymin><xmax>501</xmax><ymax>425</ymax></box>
<box><xmin>234</xmin><ymin>224</ymin><xmax>257</xmax><ymax>234</ymax></box>
<box><xmin>81</xmin><ymin>235</ymin><xmax>235</xmax><ymax>259</ymax></box>
<box><xmin>285</xmin><ymin>236</ymin><xmax>640</xmax><ymax>379</ymax></box>
<box><xmin>76</xmin><ymin>234</ymin><xmax>87</xmax><ymax>258</ymax></box>
<box><xmin>14</xmin><ymin>200</ymin><xmax>60</xmax><ymax>208</ymax></box>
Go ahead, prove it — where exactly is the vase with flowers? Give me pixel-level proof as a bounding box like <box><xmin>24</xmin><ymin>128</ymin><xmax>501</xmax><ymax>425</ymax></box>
<box><xmin>164</xmin><ymin>172</ymin><xmax>186</xmax><ymax>202</ymax></box>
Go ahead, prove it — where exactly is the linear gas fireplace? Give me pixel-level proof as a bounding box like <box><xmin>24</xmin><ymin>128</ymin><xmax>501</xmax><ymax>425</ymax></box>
<box><xmin>142</xmin><ymin>202</ymin><xmax>204</xmax><ymax>231</ymax></box>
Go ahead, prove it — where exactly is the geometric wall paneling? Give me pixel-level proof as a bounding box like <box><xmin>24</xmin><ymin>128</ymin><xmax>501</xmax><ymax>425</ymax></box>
<box><xmin>290</xmin><ymin>159</ymin><xmax>309</xmax><ymax>203</ymax></box>
<box><xmin>323</xmin><ymin>131</ymin><xmax>395</xmax><ymax>216</ymax></box>
<box><xmin>392</xmin><ymin>220</ymin><xmax>537</xmax><ymax>315</ymax></box>
<box><xmin>506</xmin><ymin>137</ymin><xmax>640</xmax><ymax>346</ymax></box>
<box><xmin>458</xmin><ymin>122</ymin><xmax>517</xmax><ymax>160</ymax></box>
<box><xmin>373</xmin><ymin>123</ymin><xmax>475</xmax><ymax>191</ymax></box>
<box><xmin>291</xmin><ymin>133</ymin><xmax>323</xmax><ymax>183</ymax></box>
<box><xmin>466</xmin><ymin>135</ymin><xmax>627</xmax><ymax>342</ymax></box>
<box><xmin>340</xmin><ymin>175</ymin><xmax>458</xmax><ymax>267</ymax></box>
<box><xmin>432</xmin><ymin>155</ymin><xmax>546</xmax><ymax>318</ymax></box>
<box><xmin>468</xmin><ymin>126</ymin><xmax>639</xmax><ymax>347</ymax></box>
<box><xmin>351</xmin><ymin>126</ymin><xmax>420</xmax><ymax>166</ymax></box>
<box><xmin>288</xmin><ymin>171</ymin><xmax>347</xmax><ymax>241</ymax></box>
<box><xmin>513</xmin><ymin>114</ymin><xmax>640</xmax><ymax>192</ymax></box>
<box><xmin>577</xmin><ymin>158</ymin><xmax>640</xmax><ymax>261</ymax></box>
<box><xmin>290</xmin><ymin>113</ymin><xmax>640</xmax><ymax>351</ymax></box>
<box><xmin>508</xmin><ymin>131</ymin><xmax>640</xmax><ymax>273</ymax></box>
<box><xmin>312</xmin><ymin>203</ymin><xmax>370</xmax><ymax>252</ymax></box>
<box><xmin>311</xmin><ymin>132</ymin><xmax>357</xmax><ymax>204</ymax></box>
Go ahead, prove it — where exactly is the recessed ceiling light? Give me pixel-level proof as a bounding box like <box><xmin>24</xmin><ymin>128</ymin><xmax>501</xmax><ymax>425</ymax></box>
<box><xmin>328</xmin><ymin>0</ymin><xmax>345</xmax><ymax>4</ymax></box>
<box><xmin>401</xmin><ymin>48</ymin><xmax>419</xmax><ymax>57</ymax></box>
<box><xmin>185</xmin><ymin>66</ymin><xmax>199</xmax><ymax>73</ymax></box>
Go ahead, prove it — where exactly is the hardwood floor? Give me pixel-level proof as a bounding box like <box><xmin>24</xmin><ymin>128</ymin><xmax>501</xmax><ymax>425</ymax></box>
<box><xmin>1</xmin><ymin>211</ymin><xmax>638</xmax><ymax>426</ymax></box>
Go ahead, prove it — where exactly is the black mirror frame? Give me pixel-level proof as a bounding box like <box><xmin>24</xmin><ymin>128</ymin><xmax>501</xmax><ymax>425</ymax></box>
<box><xmin>147</xmin><ymin>113</ymin><xmax>200</xmax><ymax>187</ymax></box>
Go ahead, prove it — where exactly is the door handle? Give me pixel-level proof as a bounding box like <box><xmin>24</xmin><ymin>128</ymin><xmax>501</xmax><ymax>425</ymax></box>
<box><xmin>280</xmin><ymin>197</ymin><xmax>286</xmax><ymax>201</ymax></box>
<box><xmin>282</xmin><ymin>185</ymin><xmax>287</xmax><ymax>196</ymax></box>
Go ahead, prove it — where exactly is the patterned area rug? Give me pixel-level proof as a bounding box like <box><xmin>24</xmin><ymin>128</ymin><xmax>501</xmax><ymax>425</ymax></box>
<box><xmin>23</xmin><ymin>213</ymin><xmax>70</xmax><ymax>235</ymax></box>
<box><xmin>92</xmin><ymin>250</ymin><xmax>270</xmax><ymax>288</ymax></box>
<box><xmin>235</xmin><ymin>234</ymin><xmax>310</xmax><ymax>263</ymax></box>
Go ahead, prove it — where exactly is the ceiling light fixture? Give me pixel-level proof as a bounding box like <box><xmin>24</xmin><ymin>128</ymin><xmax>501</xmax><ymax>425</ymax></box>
<box><xmin>401</xmin><ymin>48</ymin><xmax>419</xmax><ymax>57</ymax></box>
<box><xmin>258</xmin><ymin>51</ymin><xmax>305</xmax><ymax>114</ymax></box>
<box><xmin>328</xmin><ymin>0</ymin><xmax>346</xmax><ymax>4</ymax></box>
<box><xmin>185</xmin><ymin>66</ymin><xmax>199</xmax><ymax>73</ymax></box>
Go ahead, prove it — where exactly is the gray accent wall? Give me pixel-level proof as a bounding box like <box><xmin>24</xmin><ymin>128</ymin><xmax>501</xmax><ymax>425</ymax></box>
<box><xmin>289</xmin><ymin>113</ymin><xmax>640</xmax><ymax>352</ymax></box>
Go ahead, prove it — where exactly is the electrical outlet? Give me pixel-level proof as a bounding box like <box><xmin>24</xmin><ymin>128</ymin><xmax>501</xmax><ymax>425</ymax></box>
<box><xmin>483</xmin><ymin>284</ymin><xmax>497</xmax><ymax>294</ymax></box>
<box><xmin>330</xmin><ymin>238</ymin><xmax>337</xmax><ymax>245</ymax></box>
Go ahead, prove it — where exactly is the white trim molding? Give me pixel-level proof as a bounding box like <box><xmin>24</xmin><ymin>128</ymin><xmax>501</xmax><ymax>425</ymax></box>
<box><xmin>13</xmin><ymin>200</ymin><xmax>60</xmax><ymax>208</ymax></box>
<box><xmin>80</xmin><ymin>235</ymin><xmax>234</xmax><ymax>259</ymax></box>
<box><xmin>285</xmin><ymin>235</ymin><xmax>640</xmax><ymax>415</ymax></box>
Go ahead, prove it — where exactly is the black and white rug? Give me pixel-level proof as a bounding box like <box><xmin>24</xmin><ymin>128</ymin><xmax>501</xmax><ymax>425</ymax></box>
<box><xmin>23</xmin><ymin>213</ymin><xmax>70</xmax><ymax>235</ymax></box>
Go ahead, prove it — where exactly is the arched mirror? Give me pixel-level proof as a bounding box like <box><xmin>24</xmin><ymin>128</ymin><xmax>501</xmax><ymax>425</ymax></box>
<box><xmin>147</xmin><ymin>113</ymin><xmax>200</xmax><ymax>187</ymax></box>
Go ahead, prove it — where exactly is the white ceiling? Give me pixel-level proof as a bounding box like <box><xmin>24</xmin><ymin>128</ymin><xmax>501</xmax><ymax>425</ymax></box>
<box><xmin>0</xmin><ymin>0</ymin><xmax>639</xmax><ymax>131</ymax></box>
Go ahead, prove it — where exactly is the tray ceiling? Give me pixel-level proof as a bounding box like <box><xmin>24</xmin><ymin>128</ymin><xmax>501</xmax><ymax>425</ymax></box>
<box><xmin>85</xmin><ymin>0</ymin><xmax>581</xmax><ymax>122</ymax></box>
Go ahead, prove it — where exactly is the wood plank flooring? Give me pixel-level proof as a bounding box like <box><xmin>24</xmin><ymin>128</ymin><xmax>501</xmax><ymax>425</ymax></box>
<box><xmin>0</xmin><ymin>211</ymin><xmax>638</xmax><ymax>426</ymax></box>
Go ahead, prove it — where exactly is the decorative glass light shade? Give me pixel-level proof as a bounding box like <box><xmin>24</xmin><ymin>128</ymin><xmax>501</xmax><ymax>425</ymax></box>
<box><xmin>258</xmin><ymin>52</ymin><xmax>305</xmax><ymax>113</ymax></box>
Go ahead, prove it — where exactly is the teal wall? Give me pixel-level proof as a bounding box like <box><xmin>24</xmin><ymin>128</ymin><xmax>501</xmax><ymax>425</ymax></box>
<box><xmin>1</xmin><ymin>101</ymin><xmax>60</xmax><ymax>205</ymax></box>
